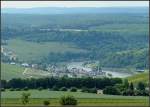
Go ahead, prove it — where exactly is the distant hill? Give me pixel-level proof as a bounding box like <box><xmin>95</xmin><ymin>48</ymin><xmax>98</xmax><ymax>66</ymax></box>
<box><xmin>1</xmin><ymin>7</ymin><xmax>149</xmax><ymax>14</ymax></box>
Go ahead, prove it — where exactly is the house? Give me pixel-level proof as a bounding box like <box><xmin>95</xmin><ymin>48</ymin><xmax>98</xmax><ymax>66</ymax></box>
<box><xmin>10</xmin><ymin>62</ymin><xmax>16</xmax><ymax>65</ymax></box>
<box><xmin>145</xmin><ymin>87</ymin><xmax>149</xmax><ymax>91</ymax></box>
<box><xmin>10</xmin><ymin>55</ymin><xmax>17</xmax><ymax>61</ymax></box>
<box><xmin>1</xmin><ymin>47</ymin><xmax>4</xmax><ymax>53</ymax></box>
<box><xmin>97</xmin><ymin>90</ymin><xmax>103</xmax><ymax>94</ymax></box>
<box><xmin>136</xmin><ymin>69</ymin><xmax>145</xmax><ymax>72</ymax></box>
<box><xmin>31</xmin><ymin>64</ymin><xmax>38</xmax><ymax>69</ymax></box>
<box><xmin>21</xmin><ymin>63</ymin><xmax>29</xmax><ymax>67</ymax></box>
<box><xmin>67</xmin><ymin>74</ymin><xmax>73</xmax><ymax>78</ymax></box>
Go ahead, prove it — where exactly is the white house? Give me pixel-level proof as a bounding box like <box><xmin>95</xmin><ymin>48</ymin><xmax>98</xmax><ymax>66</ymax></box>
<box><xmin>21</xmin><ymin>63</ymin><xmax>29</xmax><ymax>67</ymax></box>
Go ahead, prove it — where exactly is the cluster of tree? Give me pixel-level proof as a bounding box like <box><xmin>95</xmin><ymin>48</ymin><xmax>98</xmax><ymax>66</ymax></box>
<box><xmin>102</xmin><ymin>48</ymin><xmax>149</xmax><ymax>69</ymax></box>
<box><xmin>44</xmin><ymin>52</ymin><xmax>90</xmax><ymax>62</ymax></box>
<box><xmin>103</xmin><ymin>79</ymin><xmax>149</xmax><ymax>96</ymax></box>
<box><xmin>21</xmin><ymin>92</ymin><xmax>31</xmax><ymax>105</ymax></box>
<box><xmin>1</xmin><ymin>85</ymin><xmax>97</xmax><ymax>95</ymax></box>
<box><xmin>59</xmin><ymin>95</ymin><xmax>77</xmax><ymax>105</ymax></box>
<box><xmin>1</xmin><ymin>77</ymin><xmax>122</xmax><ymax>90</ymax></box>
<box><xmin>122</xmin><ymin>81</ymin><xmax>149</xmax><ymax>96</ymax></box>
<box><xmin>49</xmin><ymin>86</ymin><xmax>77</xmax><ymax>92</ymax></box>
<box><xmin>50</xmin><ymin>86</ymin><xmax>97</xmax><ymax>93</ymax></box>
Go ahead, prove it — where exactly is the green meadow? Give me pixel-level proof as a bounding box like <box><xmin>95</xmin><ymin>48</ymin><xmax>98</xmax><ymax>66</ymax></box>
<box><xmin>1</xmin><ymin>90</ymin><xmax>149</xmax><ymax>106</ymax></box>
<box><xmin>1</xmin><ymin>63</ymin><xmax>25</xmax><ymax>80</ymax></box>
<box><xmin>127</xmin><ymin>71</ymin><xmax>149</xmax><ymax>84</ymax></box>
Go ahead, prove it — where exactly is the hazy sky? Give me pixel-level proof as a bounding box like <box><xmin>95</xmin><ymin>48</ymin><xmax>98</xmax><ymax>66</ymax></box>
<box><xmin>2</xmin><ymin>1</ymin><xmax>149</xmax><ymax>8</ymax></box>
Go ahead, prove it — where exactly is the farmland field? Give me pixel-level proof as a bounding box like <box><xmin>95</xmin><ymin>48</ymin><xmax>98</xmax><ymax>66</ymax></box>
<box><xmin>1</xmin><ymin>63</ymin><xmax>25</xmax><ymax>80</ymax></box>
<box><xmin>127</xmin><ymin>70</ymin><xmax>149</xmax><ymax>84</ymax></box>
<box><xmin>1</xmin><ymin>90</ymin><xmax>149</xmax><ymax>106</ymax></box>
<box><xmin>1</xmin><ymin>63</ymin><xmax>52</xmax><ymax>80</ymax></box>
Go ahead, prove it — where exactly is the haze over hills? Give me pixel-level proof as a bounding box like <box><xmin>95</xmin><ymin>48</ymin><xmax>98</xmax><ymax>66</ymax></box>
<box><xmin>1</xmin><ymin>7</ymin><xmax>149</xmax><ymax>14</ymax></box>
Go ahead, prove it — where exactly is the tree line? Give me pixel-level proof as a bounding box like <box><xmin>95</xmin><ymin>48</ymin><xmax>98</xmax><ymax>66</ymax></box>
<box><xmin>1</xmin><ymin>77</ymin><xmax>149</xmax><ymax>96</ymax></box>
<box><xmin>1</xmin><ymin>77</ymin><xmax>122</xmax><ymax>89</ymax></box>
<box><xmin>103</xmin><ymin>80</ymin><xmax>149</xmax><ymax>96</ymax></box>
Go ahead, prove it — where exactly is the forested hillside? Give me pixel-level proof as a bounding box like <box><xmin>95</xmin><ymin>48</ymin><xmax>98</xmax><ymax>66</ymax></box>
<box><xmin>1</xmin><ymin>7</ymin><xmax>149</xmax><ymax>69</ymax></box>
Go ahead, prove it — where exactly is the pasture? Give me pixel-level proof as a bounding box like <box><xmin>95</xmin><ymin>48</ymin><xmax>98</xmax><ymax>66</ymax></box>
<box><xmin>1</xmin><ymin>63</ymin><xmax>25</xmax><ymax>80</ymax></box>
<box><xmin>1</xmin><ymin>90</ymin><xmax>149</xmax><ymax>106</ymax></box>
<box><xmin>1</xmin><ymin>63</ymin><xmax>50</xmax><ymax>80</ymax></box>
<box><xmin>127</xmin><ymin>70</ymin><xmax>149</xmax><ymax>84</ymax></box>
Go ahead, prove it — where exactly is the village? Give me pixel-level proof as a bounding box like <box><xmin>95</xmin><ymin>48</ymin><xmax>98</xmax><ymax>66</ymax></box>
<box><xmin>45</xmin><ymin>64</ymin><xmax>106</xmax><ymax>78</ymax></box>
<box><xmin>1</xmin><ymin>45</ymin><xmax>144</xmax><ymax>79</ymax></box>
<box><xmin>2</xmin><ymin>46</ymin><xmax>107</xmax><ymax>78</ymax></box>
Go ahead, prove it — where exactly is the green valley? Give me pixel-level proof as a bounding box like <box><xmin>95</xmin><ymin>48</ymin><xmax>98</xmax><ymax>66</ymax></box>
<box><xmin>1</xmin><ymin>5</ymin><xmax>149</xmax><ymax>107</ymax></box>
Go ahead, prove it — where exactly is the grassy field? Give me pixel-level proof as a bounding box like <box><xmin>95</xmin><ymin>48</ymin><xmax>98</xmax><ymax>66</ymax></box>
<box><xmin>1</xmin><ymin>90</ymin><xmax>149</xmax><ymax>106</ymax></box>
<box><xmin>4</xmin><ymin>39</ymin><xmax>86</xmax><ymax>62</ymax></box>
<box><xmin>127</xmin><ymin>71</ymin><xmax>149</xmax><ymax>84</ymax></box>
<box><xmin>1</xmin><ymin>63</ymin><xmax>25</xmax><ymax>80</ymax></box>
<box><xmin>2</xmin><ymin>90</ymin><xmax>148</xmax><ymax>99</ymax></box>
<box><xmin>1</xmin><ymin>63</ymin><xmax>51</xmax><ymax>80</ymax></box>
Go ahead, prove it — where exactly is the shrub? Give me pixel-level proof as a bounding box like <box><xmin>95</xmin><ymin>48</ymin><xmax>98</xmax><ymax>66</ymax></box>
<box><xmin>81</xmin><ymin>87</ymin><xmax>89</xmax><ymax>93</ymax></box>
<box><xmin>21</xmin><ymin>92</ymin><xmax>31</xmax><ymax>105</ymax></box>
<box><xmin>122</xmin><ymin>90</ymin><xmax>127</xmax><ymax>96</ymax></box>
<box><xmin>60</xmin><ymin>87</ymin><xmax>67</xmax><ymax>91</ymax></box>
<box><xmin>81</xmin><ymin>88</ymin><xmax>97</xmax><ymax>93</ymax></box>
<box><xmin>115</xmin><ymin>84</ymin><xmax>125</xmax><ymax>92</ymax></box>
<box><xmin>43</xmin><ymin>100</ymin><xmax>50</xmax><ymax>106</ymax></box>
<box><xmin>135</xmin><ymin>90</ymin><xmax>149</xmax><ymax>96</ymax></box>
<box><xmin>134</xmin><ymin>90</ymin><xmax>141</xmax><ymax>96</ymax></box>
<box><xmin>48</xmin><ymin>88</ymin><xmax>52</xmax><ymax>91</ymax></box>
<box><xmin>52</xmin><ymin>86</ymin><xmax>59</xmax><ymax>91</ymax></box>
<box><xmin>59</xmin><ymin>95</ymin><xmax>78</xmax><ymax>105</ymax></box>
<box><xmin>15</xmin><ymin>88</ymin><xmax>21</xmax><ymax>91</ymax></box>
<box><xmin>1</xmin><ymin>88</ymin><xmax>5</xmax><ymax>91</ymax></box>
<box><xmin>70</xmin><ymin>87</ymin><xmax>77</xmax><ymax>92</ymax></box>
<box><xmin>89</xmin><ymin>88</ymin><xmax>97</xmax><ymax>93</ymax></box>
<box><xmin>23</xmin><ymin>87</ymin><xmax>29</xmax><ymax>91</ymax></box>
<box><xmin>122</xmin><ymin>89</ymin><xmax>134</xmax><ymax>96</ymax></box>
<box><xmin>137</xmin><ymin>82</ymin><xmax>145</xmax><ymax>91</ymax></box>
<box><xmin>38</xmin><ymin>87</ymin><xmax>43</xmax><ymax>91</ymax></box>
<box><xmin>9</xmin><ymin>88</ymin><xmax>15</xmax><ymax>91</ymax></box>
<box><xmin>103</xmin><ymin>86</ymin><xmax>121</xmax><ymax>95</ymax></box>
<box><xmin>144</xmin><ymin>90</ymin><xmax>150</xmax><ymax>96</ymax></box>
